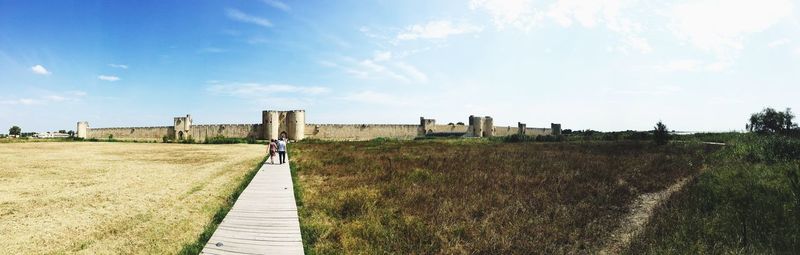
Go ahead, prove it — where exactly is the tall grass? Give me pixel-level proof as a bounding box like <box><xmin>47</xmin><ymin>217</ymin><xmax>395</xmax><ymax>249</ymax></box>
<box><xmin>626</xmin><ymin>134</ymin><xmax>800</xmax><ymax>254</ymax></box>
<box><xmin>291</xmin><ymin>140</ymin><xmax>713</xmax><ymax>254</ymax></box>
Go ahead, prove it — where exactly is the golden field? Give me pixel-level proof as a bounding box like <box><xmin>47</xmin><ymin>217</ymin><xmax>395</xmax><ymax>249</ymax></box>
<box><xmin>0</xmin><ymin>142</ymin><xmax>265</xmax><ymax>254</ymax></box>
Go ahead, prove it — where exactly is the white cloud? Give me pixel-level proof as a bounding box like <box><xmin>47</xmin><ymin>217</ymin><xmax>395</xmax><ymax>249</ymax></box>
<box><xmin>394</xmin><ymin>62</ymin><xmax>429</xmax><ymax>83</ymax></box>
<box><xmin>43</xmin><ymin>95</ymin><xmax>66</xmax><ymax>102</ymax></box>
<box><xmin>323</xmin><ymin>56</ymin><xmax>429</xmax><ymax>84</ymax></box>
<box><xmin>653</xmin><ymin>59</ymin><xmax>733</xmax><ymax>72</ymax></box>
<box><xmin>397</xmin><ymin>20</ymin><xmax>482</xmax><ymax>40</ymax></box>
<box><xmin>470</xmin><ymin>0</ymin><xmax>543</xmax><ymax>30</ymax></box>
<box><xmin>207</xmin><ymin>83</ymin><xmax>329</xmax><ymax>97</ymax></box>
<box><xmin>261</xmin><ymin>0</ymin><xmax>290</xmax><ymax>11</ymax></box>
<box><xmin>0</xmin><ymin>98</ymin><xmax>41</xmax><ymax>105</ymax></box>
<box><xmin>0</xmin><ymin>91</ymin><xmax>86</xmax><ymax>105</ymax></box>
<box><xmin>654</xmin><ymin>59</ymin><xmax>703</xmax><ymax>72</ymax></box>
<box><xmin>67</xmin><ymin>90</ymin><xmax>88</xmax><ymax>97</ymax></box>
<box><xmin>768</xmin><ymin>38</ymin><xmax>791</xmax><ymax>48</ymax></box>
<box><xmin>97</xmin><ymin>75</ymin><xmax>120</xmax><ymax>81</ymax></box>
<box><xmin>358</xmin><ymin>59</ymin><xmax>407</xmax><ymax>81</ymax></box>
<box><xmin>668</xmin><ymin>0</ymin><xmax>793</xmax><ymax>57</ymax></box>
<box><xmin>30</xmin><ymin>65</ymin><xmax>50</xmax><ymax>75</ymax></box>
<box><xmin>621</xmin><ymin>35</ymin><xmax>653</xmax><ymax>53</ymax></box>
<box><xmin>609</xmin><ymin>85</ymin><xmax>683</xmax><ymax>96</ymax></box>
<box><xmin>373</xmin><ymin>51</ymin><xmax>392</xmax><ymax>62</ymax></box>
<box><xmin>226</xmin><ymin>8</ymin><xmax>273</xmax><ymax>28</ymax></box>
<box><xmin>547</xmin><ymin>0</ymin><xmax>652</xmax><ymax>53</ymax></box>
<box><xmin>341</xmin><ymin>91</ymin><xmax>411</xmax><ymax>106</ymax></box>
<box><xmin>705</xmin><ymin>60</ymin><xmax>734</xmax><ymax>72</ymax></box>
<box><xmin>109</xmin><ymin>63</ymin><xmax>128</xmax><ymax>69</ymax></box>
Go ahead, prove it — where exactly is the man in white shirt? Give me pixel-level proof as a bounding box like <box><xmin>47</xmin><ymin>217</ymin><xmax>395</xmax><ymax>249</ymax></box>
<box><xmin>277</xmin><ymin>138</ymin><xmax>287</xmax><ymax>164</ymax></box>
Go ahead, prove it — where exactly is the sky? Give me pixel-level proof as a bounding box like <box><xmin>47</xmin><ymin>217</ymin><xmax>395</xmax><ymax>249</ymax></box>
<box><xmin>0</xmin><ymin>0</ymin><xmax>798</xmax><ymax>133</ymax></box>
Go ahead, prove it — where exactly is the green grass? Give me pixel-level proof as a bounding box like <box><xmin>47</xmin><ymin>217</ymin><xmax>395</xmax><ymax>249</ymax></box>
<box><xmin>626</xmin><ymin>134</ymin><xmax>800</xmax><ymax>254</ymax></box>
<box><xmin>291</xmin><ymin>139</ymin><xmax>713</xmax><ymax>254</ymax></box>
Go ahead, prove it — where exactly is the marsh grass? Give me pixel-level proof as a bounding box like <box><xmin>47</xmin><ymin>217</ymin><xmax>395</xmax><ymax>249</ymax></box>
<box><xmin>626</xmin><ymin>134</ymin><xmax>800</xmax><ymax>254</ymax></box>
<box><xmin>291</xmin><ymin>140</ymin><xmax>714</xmax><ymax>254</ymax></box>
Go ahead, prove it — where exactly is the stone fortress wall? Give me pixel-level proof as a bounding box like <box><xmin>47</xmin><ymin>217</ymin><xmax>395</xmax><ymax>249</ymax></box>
<box><xmin>305</xmin><ymin>124</ymin><xmax>420</xmax><ymax>141</ymax></box>
<box><xmin>76</xmin><ymin>110</ymin><xmax>562</xmax><ymax>142</ymax></box>
<box><xmin>83</xmin><ymin>126</ymin><xmax>173</xmax><ymax>141</ymax></box>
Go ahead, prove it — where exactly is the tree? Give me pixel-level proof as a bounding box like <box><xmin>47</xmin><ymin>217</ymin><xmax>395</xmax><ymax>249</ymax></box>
<box><xmin>747</xmin><ymin>107</ymin><xmax>797</xmax><ymax>134</ymax></box>
<box><xmin>654</xmin><ymin>121</ymin><xmax>669</xmax><ymax>145</ymax></box>
<box><xmin>67</xmin><ymin>130</ymin><xmax>75</xmax><ymax>137</ymax></box>
<box><xmin>9</xmin><ymin>126</ymin><xmax>20</xmax><ymax>136</ymax></box>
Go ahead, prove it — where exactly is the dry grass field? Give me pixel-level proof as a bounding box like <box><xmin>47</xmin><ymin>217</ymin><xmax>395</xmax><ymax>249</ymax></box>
<box><xmin>0</xmin><ymin>142</ymin><xmax>265</xmax><ymax>254</ymax></box>
<box><xmin>291</xmin><ymin>140</ymin><xmax>717</xmax><ymax>254</ymax></box>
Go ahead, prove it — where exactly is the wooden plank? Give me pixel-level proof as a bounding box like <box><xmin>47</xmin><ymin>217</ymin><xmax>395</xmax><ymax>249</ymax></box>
<box><xmin>201</xmin><ymin>156</ymin><xmax>304</xmax><ymax>255</ymax></box>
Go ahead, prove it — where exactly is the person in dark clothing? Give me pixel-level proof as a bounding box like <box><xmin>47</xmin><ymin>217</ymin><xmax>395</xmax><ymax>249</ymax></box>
<box><xmin>277</xmin><ymin>138</ymin><xmax>287</xmax><ymax>164</ymax></box>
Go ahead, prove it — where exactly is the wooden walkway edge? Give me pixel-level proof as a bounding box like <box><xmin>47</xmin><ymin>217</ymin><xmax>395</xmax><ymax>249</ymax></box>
<box><xmin>201</xmin><ymin>156</ymin><xmax>304</xmax><ymax>255</ymax></box>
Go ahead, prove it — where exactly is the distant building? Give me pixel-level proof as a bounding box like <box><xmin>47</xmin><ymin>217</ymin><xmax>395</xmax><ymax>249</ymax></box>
<box><xmin>35</xmin><ymin>132</ymin><xmax>70</xmax><ymax>139</ymax></box>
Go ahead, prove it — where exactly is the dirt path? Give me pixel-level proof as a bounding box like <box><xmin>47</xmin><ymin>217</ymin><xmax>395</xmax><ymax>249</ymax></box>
<box><xmin>599</xmin><ymin>177</ymin><xmax>692</xmax><ymax>255</ymax></box>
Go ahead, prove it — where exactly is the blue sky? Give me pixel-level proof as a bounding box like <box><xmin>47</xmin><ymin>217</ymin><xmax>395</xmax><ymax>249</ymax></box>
<box><xmin>1</xmin><ymin>0</ymin><xmax>798</xmax><ymax>133</ymax></box>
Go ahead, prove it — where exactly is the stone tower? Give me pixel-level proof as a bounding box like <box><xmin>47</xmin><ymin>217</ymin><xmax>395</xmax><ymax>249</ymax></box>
<box><xmin>468</xmin><ymin>115</ymin><xmax>494</xmax><ymax>137</ymax></box>
<box><xmin>76</xmin><ymin>121</ymin><xmax>88</xmax><ymax>138</ymax></box>
<box><xmin>263</xmin><ymin>111</ymin><xmax>279</xmax><ymax>140</ymax></box>
<box><xmin>518</xmin><ymin>122</ymin><xmax>527</xmax><ymax>135</ymax></box>
<box><xmin>483</xmin><ymin>116</ymin><xmax>494</xmax><ymax>137</ymax></box>
<box><xmin>263</xmin><ymin>110</ymin><xmax>306</xmax><ymax>141</ymax></box>
<box><xmin>287</xmin><ymin>110</ymin><xmax>305</xmax><ymax>141</ymax></box>
<box><xmin>551</xmin><ymin>123</ymin><xmax>562</xmax><ymax>136</ymax></box>
<box><xmin>173</xmin><ymin>115</ymin><xmax>192</xmax><ymax>140</ymax></box>
<box><xmin>419</xmin><ymin>117</ymin><xmax>436</xmax><ymax>136</ymax></box>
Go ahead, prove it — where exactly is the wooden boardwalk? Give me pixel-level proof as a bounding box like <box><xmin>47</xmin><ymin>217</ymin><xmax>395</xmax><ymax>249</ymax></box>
<box><xmin>201</xmin><ymin>156</ymin><xmax>304</xmax><ymax>255</ymax></box>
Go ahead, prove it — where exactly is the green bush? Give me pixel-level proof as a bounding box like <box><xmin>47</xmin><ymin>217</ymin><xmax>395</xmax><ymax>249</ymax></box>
<box><xmin>179</xmin><ymin>136</ymin><xmax>195</xmax><ymax>144</ymax></box>
<box><xmin>205</xmin><ymin>135</ymin><xmax>246</xmax><ymax>144</ymax></box>
<box><xmin>747</xmin><ymin>107</ymin><xmax>798</xmax><ymax>134</ymax></box>
<box><xmin>727</xmin><ymin>134</ymin><xmax>800</xmax><ymax>163</ymax></box>
<box><xmin>673</xmin><ymin>132</ymin><xmax>743</xmax><ymax>143</ymax></box>
<box><xmin>654</xmin><ymin>121</ymin><xmax>669</xmax><ymax>145</ymax></box>
<box><xmin>562</xmin><ymin>130</ymin><xmax>652</xmax><ymax>142</ymax></box>
<box><xmin>499</xmin><ymin>134</ymin><xmax>564</xmax><ymax>143</ymax></box>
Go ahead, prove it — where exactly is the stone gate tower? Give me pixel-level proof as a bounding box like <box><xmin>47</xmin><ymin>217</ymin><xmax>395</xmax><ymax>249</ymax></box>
<box><xmin>263</xmin><ymin>110</ymin><xmax>306</xmax><ymax>141</ymax></box>
<box><xmin>468</xmin><ymin>115</ymin><xmax>495</xmax><ymax>137</ymax></box>
<box><xmin>173</xmin><ymin>115</ymin><xmax>192</xmax><ymax>140</ymax></box>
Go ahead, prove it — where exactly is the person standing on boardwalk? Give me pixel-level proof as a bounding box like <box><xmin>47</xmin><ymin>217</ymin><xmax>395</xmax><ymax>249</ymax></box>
<box><xmin>277</xmin><ymin>138</ymin><xmax>287</xmax><ymax>164</ymax></box>
<box><xmin>268</xmin><ymin>139</ymin><xmax>278</xmax><ymax>164</ymax></box>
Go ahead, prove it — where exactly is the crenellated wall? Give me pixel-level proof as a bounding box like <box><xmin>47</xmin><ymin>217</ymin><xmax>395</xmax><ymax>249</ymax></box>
<box><xmin>428</xmin><ymin>124</ymin><xmax>469</xmax><ymax>134</ymax></box>
<box><xmin>189</xmin><ymin>124</ymin><xmax>262</xmax><ymax>141</ymax></box>
<box><xmin>526</xmin><ymin>127</ymin><xmax>553</xmax><ymax>136</ymax></box>
<box><xmin>79</xmin><ymin>110</ymin><xmax>562</xmax><ymax>142</ymax></box>
<box><xmin>86</xmin><ymin>126</ymin><xmax>173</xmax><ymax>141</ymax></box>
<box><xmin>305</xmin><ymin>124</ymin><xmax>419</xmax><ymax>141</ymax></box>
<box><xmin>494</xmin><ymin>126</ymin><xmax>520</xmax><ymax>136</ymax></box>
